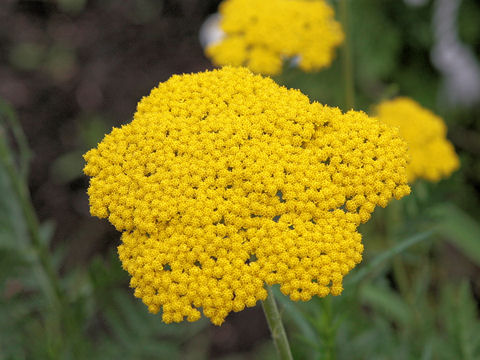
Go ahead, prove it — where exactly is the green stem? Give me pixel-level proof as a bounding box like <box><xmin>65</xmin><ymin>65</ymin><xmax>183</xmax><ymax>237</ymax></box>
<box><xmin>262</xmin><ymin>286</ymin><xmax>294</xmax><ymax>360</ymax></box>
<box><xmin>320</xmin><ymin>297</ymin><xmax>336</xmax><ymax>360</ymax></box>
<box><xmin>385</xmin><ymin>202</ymin><xmax>412</xmax><ymax>303</ymax></box>
<box><xmin>339</xmin><ymin>0</ymin><xmax>355</xmax><ymax>110</ymax></box>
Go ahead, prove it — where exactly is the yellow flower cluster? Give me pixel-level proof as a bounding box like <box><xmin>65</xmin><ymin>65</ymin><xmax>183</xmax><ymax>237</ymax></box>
<box><xmin>205</xmin><ymin>0</ymin><xmax>344</xmax><ymax>75</ymax></box>
<box><xmin>375</xmin><ymin>97</ymin><xmax>459</xmax><ymax>182</ymax></box>
<box><xmin>84</xmin><ymin>67</ymin><xmax>410</xmax><ymax>325</ymax></box>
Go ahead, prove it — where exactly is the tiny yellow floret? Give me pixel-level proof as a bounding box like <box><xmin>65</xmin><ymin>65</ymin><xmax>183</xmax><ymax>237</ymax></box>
<box><xmin>375</xmin><ymin>97</ymin><xmax>460</xmax><ymax>182</ymax></box>
<box><xmin>84</xmin><ymin>67</ymin><xmax>410</xmax><ymax>325</ymax></box>
<box><xmin>205</xmin><ymin>0</ymin><xmax>344</xmax><ymax>75</ymax></box>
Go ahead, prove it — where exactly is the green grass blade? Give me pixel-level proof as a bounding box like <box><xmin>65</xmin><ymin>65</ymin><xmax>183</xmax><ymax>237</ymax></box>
<box><xmin>345</xmin><ymin>229</ymin><xmax>436</xmax><ymax>286</ymax></box>
<box><xmin>0</xmin><ymin>98</ymin><xmax>32</xmax><ymax>179</ymax></box>
<box><xmin>429</xmin><ymin>203</ymin><xmax>480</xmax><ymax>266</ymax></box>
<box><xmin>359</xmin><ymin>283</ymin><xmax>411</xmax><ymax>326</ymax></box>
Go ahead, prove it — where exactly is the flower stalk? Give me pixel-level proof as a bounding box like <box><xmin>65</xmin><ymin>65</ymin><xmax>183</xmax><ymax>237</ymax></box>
<box><xmin>262</xmin><ymin>286</ymin><xmax>294</xmax><ymax>360</ymax></box>
<box><xmin>339</xmin><ymin>0</ymin><xmax>355</xmax><ymax>110</ymax></box>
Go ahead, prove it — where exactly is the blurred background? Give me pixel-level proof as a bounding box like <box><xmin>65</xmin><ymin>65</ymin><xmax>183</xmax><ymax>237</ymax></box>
<box><xmin>0</xmin><ymin>0</ymin><xmax>479</xmax><ymax>359</ymax></box>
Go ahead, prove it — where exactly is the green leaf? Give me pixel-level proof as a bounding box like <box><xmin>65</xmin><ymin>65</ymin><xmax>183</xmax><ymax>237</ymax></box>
<box><xmin>51</xmin><ymin>150</ymin><xmax>86</xmax><ymax>184</ymax></box>
<box><xmin>345</xmin><ymin>229</ymin><xmax>436</xmax><ymax>286</ymax></box>
<box><xmin>0</xmin><ymin>98</ymin><xmax>32</xmax><ymax>179</ymax></box>
<box><xmin>39</xmin><ymin>220</ymin><xmax>56</xmax><ymax>247</ymax></box>
<box><xmin>360</xmin><ymin>283</ymin><xmax>411</xmax><ymax>326</ymax></box>
<box><xmin>0</xmin><ymin>248</ymin><xmax>30</xmax><ymax>286</ymax></box>
<box><xmin>0</xmin><ymin>159</ymin><xmax>30</xmax><ymax>251</ymax></box>
<box><xmin>78</xmin><ymin>115</ymin><xmax>110</xmax><ymax>150</ymax></box>
<box><xmin>429</xmin><ymin>203</ymin><xmax>480</xmax><ymax>266</ymax></box>
<box><xmin>440</xmin><ymin>281</ymin><xmax>480</xmax><ymax>360</ymax></box>
<box><xmin>421</xmin><ymin>339</ymin><xmax>434</xmax><ymax>360</ymax></box>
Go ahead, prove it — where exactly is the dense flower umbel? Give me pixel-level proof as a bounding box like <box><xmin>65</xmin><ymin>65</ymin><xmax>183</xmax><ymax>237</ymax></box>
<box><xmin>84</xmin><ymin>67</ymin><xmax>410</xmax><ymax>325</ymax></box>
<box><xmin>205</xmin><ymin>0</ymin><xmax>344</xmax><ymax>75</ymax></box>
<box><xmin>375</xmin><ymin>97</ymin><xmax>459</xmax><ymax>182</ymax></box>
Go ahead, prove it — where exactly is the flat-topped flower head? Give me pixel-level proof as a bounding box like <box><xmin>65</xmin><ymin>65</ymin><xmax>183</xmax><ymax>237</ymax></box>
<box><xmin>84</xmin><ymin>67</ymin><xmax>410</xmax><ymax>326</ymax></box>
<box><xmin>375</xmin><ymin>97</ymin><xmax>460</xmax><ymax>182</ymax></box>
<box><xmin>205</xmin><ymin>0</ymin><xmax>344</xmax><ymax>75</ymax></box>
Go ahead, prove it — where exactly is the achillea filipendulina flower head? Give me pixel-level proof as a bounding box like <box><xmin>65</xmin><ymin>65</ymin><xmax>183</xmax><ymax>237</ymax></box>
<box><xmin>205</xmin><ymin>0</ymin><xmax>344</xmax><ymax>75</ymax></box>
<box><xmin>83</xmin><ymin>67</ymin><xmax>410</xmax><ymax>325</ymax></box>
<box><xmin>375</xmin><ymin>97</ymin><xmax>459</xmax><ymax>182</ymax></box>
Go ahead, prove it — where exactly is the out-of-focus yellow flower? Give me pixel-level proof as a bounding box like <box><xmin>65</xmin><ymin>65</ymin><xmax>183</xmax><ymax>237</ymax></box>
<box><xmin>84</xmin><ymin>67</ymin><xmax>410</xmax><ymax>325</ymax></box>
<box><xmin>205</xmin><ymin>0</ymin><xmax>344</xmax><ymax>75</ymax></box>
<box><xmin>375</xmin><ymin>97</ymin><xmax>459</xmax><ymax>182</ymax></box>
